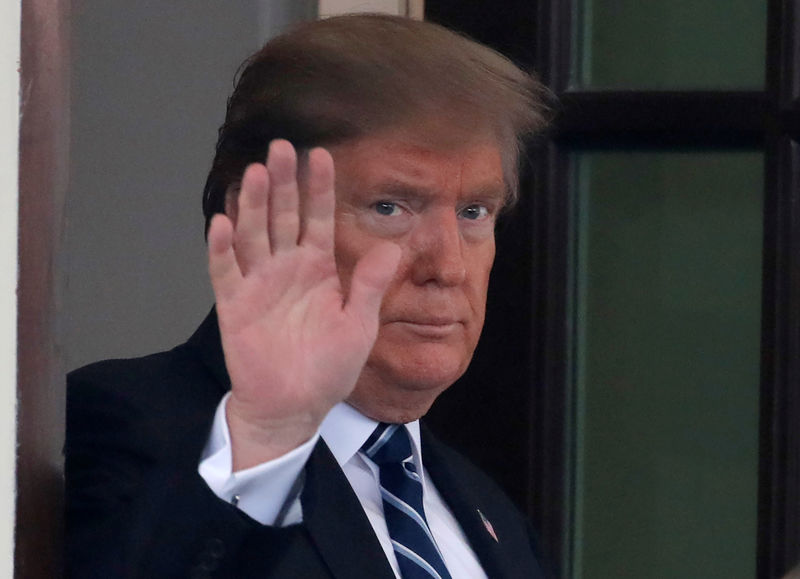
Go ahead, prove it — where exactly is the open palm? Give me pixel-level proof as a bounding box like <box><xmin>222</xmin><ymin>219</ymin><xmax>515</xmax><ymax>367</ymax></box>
<box><xmin>207</xmin><ymin>140</ymin><xmax>400</xmax><ymax>469</ymax></box>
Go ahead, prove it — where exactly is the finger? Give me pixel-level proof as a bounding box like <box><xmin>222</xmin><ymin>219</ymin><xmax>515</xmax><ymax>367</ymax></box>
<box><xmin>208</xmin><ymin>213</ymin><xmax>243</xmax><ymax>301</ymax></box>
<box><xmin>233</xmin><ymin>163</ymin><xmax>271</xmax><ymax>273</ymax></box>
<box><xmin>300</xmin><ymin>147</ymin><xmax>335</xmax><ymax>252</ymax></box>
<box><xmin>345</xmin><ymin>242</ymin><xmax>402</xmax><ymax>330</ymax></box>
<box><xmin>266</xmin><ymin>140</ymin><xmax>300</xmax><ymax>252</ymax></box>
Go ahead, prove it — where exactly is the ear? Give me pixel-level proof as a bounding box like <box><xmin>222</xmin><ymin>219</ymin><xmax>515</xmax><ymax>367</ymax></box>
<box><xmin>223</xmin><ymin>183</ymin><xmax>241</xmax><ymax>226</ymax></box>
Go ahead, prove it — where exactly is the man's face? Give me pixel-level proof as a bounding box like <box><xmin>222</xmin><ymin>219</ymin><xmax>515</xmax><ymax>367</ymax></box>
<box><xmin>329</xmin><ymin>131</ymin><xmax>506</xmax><ymax>421</ymax></box>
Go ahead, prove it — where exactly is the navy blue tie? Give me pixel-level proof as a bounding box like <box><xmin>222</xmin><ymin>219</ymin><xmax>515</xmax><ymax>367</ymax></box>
<box><xmin>362</xmin><ymin>423</ymin><xmax>452</xmax><ymax>579</ymax></box>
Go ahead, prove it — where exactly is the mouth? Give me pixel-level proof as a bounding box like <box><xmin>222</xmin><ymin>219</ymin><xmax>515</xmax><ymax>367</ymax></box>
<box><xmin>389</xmin><ymin>319</ymin><xmax>463</xmax><ymax>339</ymax></box>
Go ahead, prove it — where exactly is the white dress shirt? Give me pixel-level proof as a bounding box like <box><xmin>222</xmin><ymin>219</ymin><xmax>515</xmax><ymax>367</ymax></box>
<box><xmin>199</xmin><ymin>394</ymin><xmax>487</xmax><ymax>578</ymax></box>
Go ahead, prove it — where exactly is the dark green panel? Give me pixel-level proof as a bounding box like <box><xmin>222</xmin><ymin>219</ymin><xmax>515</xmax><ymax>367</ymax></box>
<box><xmin>571</xmin><ymin>151</ymin><xmax>762</xmax><ymax>578</ymax></box>
<box><xmin>573</xmin><ymin>0</ymin><xmax>767</xmax><ymax>89</ymax></box>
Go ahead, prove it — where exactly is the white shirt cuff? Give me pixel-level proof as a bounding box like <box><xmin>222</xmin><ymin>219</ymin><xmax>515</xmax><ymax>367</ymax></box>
<box><xmin>198</xmin><ymin>392</ymin><xmax>319</xmax><ymax>525</ymax></box>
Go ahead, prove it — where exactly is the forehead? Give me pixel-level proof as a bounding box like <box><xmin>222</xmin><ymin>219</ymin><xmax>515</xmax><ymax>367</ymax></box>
<box><xmin>328</xmin><ymin>131</ymin><xmax>506</xmax><ymax>199</ymax></box>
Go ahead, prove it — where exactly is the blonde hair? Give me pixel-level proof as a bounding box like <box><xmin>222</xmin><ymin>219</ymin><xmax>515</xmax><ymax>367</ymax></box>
<box><xmin>203</xmin><ymin>14</ymin><xmax>552</xmax><ymax>232</ymax></box>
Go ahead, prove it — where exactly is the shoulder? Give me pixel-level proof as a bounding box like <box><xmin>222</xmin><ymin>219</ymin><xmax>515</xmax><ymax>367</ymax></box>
<box><xmin>70</xmin><ymin>308</ymin><xmax>226</xmax><ymax>396</ymax></box>
<box><xmin>421</xmin><ymin>425</ymin><xmax>553</xmax><ymax>578</ymax></box>
<box><xmin>66</xmin><ymin>310</ymin><xmax>229</xmax><ymax>462</ymax></box>
<box><xmin>421</xmin><ymin>427</ymin><xmax>522</xmax><ymax>515</ymax></box>
<box><xmin>68</xmin><ymin>344</ymin><xmax>221</xmax><ymax>410</ymax></box>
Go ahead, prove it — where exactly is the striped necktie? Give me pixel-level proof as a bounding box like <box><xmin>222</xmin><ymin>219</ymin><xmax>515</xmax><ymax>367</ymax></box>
<box><xmin>361</xmin><ymin>423</ymin><xmax>452</xmax><ymax>579</ymax></box>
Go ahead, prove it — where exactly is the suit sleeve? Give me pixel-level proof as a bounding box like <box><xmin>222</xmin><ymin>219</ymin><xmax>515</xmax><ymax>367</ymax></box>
<box><xmin>64</xmin><ymin>359</ymin><xmax>298</xmax><ymax>579</ymax></box>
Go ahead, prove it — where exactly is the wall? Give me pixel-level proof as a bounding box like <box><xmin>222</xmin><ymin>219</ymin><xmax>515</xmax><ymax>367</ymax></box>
<box><xmin>0</xmin><ymin>1</ymin><xmax>20</xmax><ymax>575</ymax></box>
<box><xmin>65</xmin><ymin>0</ymin><xmax>316</xmax><ymax>370</ymax></box>
<box><xmin>319</xmin><ymin>0</ymin><xmax>423</xmax><ymax>18</ymax></box>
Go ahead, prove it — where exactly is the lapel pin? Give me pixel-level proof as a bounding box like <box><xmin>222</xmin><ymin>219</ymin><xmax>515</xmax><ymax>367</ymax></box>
<box><xmin>477</xmin><ymin>509</ymin><xmax>499</xmax><ymax>543</ymax></box>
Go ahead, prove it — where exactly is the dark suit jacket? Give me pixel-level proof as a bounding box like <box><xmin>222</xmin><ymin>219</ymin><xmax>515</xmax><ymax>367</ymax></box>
<box><xmin>65</xmin><ymin>310</ymin><xmax>548</xmax><ymax>578</ymax></box>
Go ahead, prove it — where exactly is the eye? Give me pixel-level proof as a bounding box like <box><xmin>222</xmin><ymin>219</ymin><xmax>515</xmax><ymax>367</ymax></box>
<box><xmin>459</xmin><ymin>204</ymin><xmax>490</xmax><ymax>221</ymax></box>
<box><xmin>372</xmin><ymin>201</ymin><xmax>401</xmax><ymax>216</ymax></box>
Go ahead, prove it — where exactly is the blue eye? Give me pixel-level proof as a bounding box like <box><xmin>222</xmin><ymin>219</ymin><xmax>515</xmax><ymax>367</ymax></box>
<box><xmin>460</xmin><ymin>204</ymin><xmax>489</xmax><ymax>220</ymax></box>
<box><xmin>373</xmin><ymin>201</ymin><xmax>399</xmax><ymax>216</ymax></box>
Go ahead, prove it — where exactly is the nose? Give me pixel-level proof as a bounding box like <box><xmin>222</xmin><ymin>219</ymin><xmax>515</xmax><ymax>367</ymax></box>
<box><xmin>409</xmin><ymin>209</ymin><xmax>467</xmax><ymax>287</ymax></box>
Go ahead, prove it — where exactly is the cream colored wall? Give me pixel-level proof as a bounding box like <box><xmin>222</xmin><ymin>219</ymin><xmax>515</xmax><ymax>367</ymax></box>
<box><xmin>318</xmin><ymin>0</ymin><xmax>423</xmax><ymax>18</ymax></box>
<box><xmin>0</xmin><ymin>1</ymin><xmax>20</xmax><ymax>575</ymax></box>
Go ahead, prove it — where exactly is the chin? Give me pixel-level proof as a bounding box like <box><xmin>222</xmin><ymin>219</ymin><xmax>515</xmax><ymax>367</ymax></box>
<box><xmin>390</xmin><ymin>365</ymin><xmax>463</xmax><ymax>392</ymax></box>
<box><xmin>349</xmin><ymin>341</ymin><xmax>474</xmax><ymax>422</ymax></box>
<box><xmin>371</xmin><ymin>342</ymin><xmax>471</xmax><ymax>392</ymax></box>
<box><xmin>347</xmin><ymin>379</ymin><xmax>448</xmax><ymax>424</ymax></box>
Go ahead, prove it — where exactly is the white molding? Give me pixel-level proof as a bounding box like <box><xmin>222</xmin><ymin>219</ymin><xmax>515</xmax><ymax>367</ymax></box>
<box><xmin>319</xmin><ymin>0</ymin><xmax>424</xmax><ymax>19</ymax></box>
<box><xmin>0</xmin><ymin>0</ymin><xmax>20</xmax><ymax>575</ymax></box>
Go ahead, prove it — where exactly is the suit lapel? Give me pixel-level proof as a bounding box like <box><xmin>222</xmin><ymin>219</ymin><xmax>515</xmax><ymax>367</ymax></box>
<box><xmin>421</xmin><ymin>427</ymin><xmax>523</xmax><ymax>579</ymax></box>
<box><xmin>302</xmin><ymin>440</ymin><xmax>396</xmax><ymax>579</ymax></box>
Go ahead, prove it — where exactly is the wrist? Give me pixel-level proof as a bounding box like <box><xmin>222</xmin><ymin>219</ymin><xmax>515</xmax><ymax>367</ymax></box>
<box><xmin>225</xmin><ymin>398</ymin><xmax>322</xmax><ymax>471</ymax></box>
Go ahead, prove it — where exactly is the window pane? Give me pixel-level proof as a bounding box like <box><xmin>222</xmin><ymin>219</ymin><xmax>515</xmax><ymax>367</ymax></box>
<box><xmin>570</xmin><ymin>151</ymin><xmax>763</xmax><ymax>578</ymax></box>
<box><xmin>573</xmin><ymin>0</ymin><xmax>767</xmax><ymax>90</ymax></box>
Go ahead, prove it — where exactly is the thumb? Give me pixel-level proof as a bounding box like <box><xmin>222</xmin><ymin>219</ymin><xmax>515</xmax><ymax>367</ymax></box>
<box><xmin>344</xmin><ymin>242</ymin><xmax>401</xmax><ymax>328</ymax></box>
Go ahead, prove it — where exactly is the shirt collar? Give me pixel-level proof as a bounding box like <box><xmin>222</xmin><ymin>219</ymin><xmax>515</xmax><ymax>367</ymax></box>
<box><xmin>320</xmin><ymin>401</ymin><xmax>423</xmax><ymax>469</ymax></box>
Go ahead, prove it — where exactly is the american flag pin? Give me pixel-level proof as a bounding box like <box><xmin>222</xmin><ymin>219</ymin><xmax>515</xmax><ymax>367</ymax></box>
<box><xmin>477</xmin><ymin>509</ymin><xmax>499</xmax><ymax>543</ymax></box>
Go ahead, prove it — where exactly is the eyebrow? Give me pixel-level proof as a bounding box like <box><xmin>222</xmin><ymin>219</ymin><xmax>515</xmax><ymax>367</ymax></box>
<box><xmin>367</xmin><ymin>178</ymin><xmax>509</xmax><ymax>202</ymax></box>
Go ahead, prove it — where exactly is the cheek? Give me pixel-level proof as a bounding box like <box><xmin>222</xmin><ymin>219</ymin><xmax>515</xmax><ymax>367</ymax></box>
<box><xmin>464</xmin><ymin>246</ymin><xmax>495</xmax><ymax>329</ymax></box>
<box><xmin>472</xmin><ymin>242</ymin><xmax>496</xmax><ymax>294</ymax></box>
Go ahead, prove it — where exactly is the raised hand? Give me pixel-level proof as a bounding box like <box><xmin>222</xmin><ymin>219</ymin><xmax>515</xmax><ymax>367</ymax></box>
<box><xmin>207</xmin><ymin>140</ymin><xmax>401</xmax><ymax>470</ymax></box>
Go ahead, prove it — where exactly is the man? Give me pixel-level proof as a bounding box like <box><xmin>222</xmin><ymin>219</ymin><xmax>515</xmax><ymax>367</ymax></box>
<box><xmin>66</xmin><ymin>14</ymin><xmax>551</xmax><ymax>578</ymax></box>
